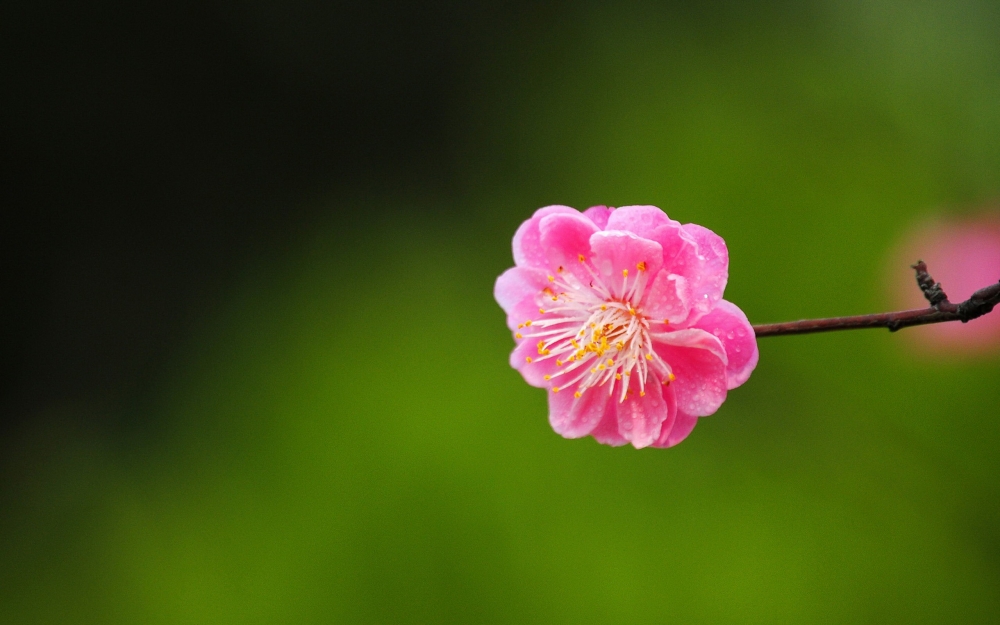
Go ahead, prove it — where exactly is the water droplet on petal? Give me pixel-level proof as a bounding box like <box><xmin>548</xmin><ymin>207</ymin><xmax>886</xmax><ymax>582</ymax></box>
<box><xmin>727</xmin><ymin>331</ymin><xmax>735</xmax><ymax>340</ymax></box>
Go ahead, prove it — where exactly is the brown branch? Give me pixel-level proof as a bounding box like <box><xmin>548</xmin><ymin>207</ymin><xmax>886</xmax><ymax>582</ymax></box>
<box><xmin>752</xmin><ymin>261</ymin><xmax>1000</xmax><ymax>338</ymax></box>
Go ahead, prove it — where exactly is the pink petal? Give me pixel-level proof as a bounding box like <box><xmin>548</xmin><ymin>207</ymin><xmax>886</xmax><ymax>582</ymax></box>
<box><xmin>504</xmin><ymin>297</ymin><xmax>543</xmax><ymax>332</ymax></box>
<box><xmin>512</xmin><ymin>205</ymin><xmax>577</xmax><ymax>269</ymax></box>
<box><xmin>591</xmin><ymin>401</ymin><xmax>628</xmax><ymax>446</ymax></box>
<box><xmin>539</xmin><ymin>212</ymin><xmax>601</xmax><ymax>284</ymax></box>
<box><xmin>582</xmin><ymin>205</ymin><xmax>613</xmax><ymax>229</ymax></box>
<box><xmin>547</xmin><ymin>384</ymin><xmax>610</xmax><ymax>439</ymax></box>
<box><xmin>643</xmin><ymin>271</ymin><xmax>691</xmax><ymax>324</ymax></box>
<box><xmin>606</xmin><ymin>205</ymin><xmax>691</xmax><ymax>272</ymax></box>
<box><xmin>494</xmin><ymin>267</ymin><xmax>549</xmax><ymax>316</ymax></box>
<box><xmin>691</xmin><ymin>300</ymin><xmax>759</xmax><ymax>389</ymax></box>
<box><xmin>652</xmin><ymin>409</ymin><xmax>698</xmax><ymax>448</ymax></box>
<box><xmin>509</xmin><ymin>339</ymin><xmax>561</xmax><ymax>388</ymax></box>
<box><xmin>652</xmin><ymin>329</ymin><xmax>728</xmax><ymax>417</ymax></box>
<box><xmin>588</xmin><ymin>231</ymin><xmax>664</xmax><ymax>297</ymax></box>
<box><xmin>674</xmin><ymin>224</ymin><xmax>729</xmax><ymax>323</ymax></box>
<box><xmin>605</xmin><ymin>205</ymin><xmax>679</xmax><ymax>240</ymax></box>
<box><xmin>613</xmin><ymin>374</ymin><xmax>673</xmax><ymax>449</ymax></box>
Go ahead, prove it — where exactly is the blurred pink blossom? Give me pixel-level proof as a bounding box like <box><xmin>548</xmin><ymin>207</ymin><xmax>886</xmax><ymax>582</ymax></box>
<box><xmin>890</xmin><ymin>212</ymin><xmax>1000</xmax><ymax>354</ymax></box>
<box><xmin>495</xmin><ymin>205</ymin><xmax>757</xmax><ymax>449</ymax></box>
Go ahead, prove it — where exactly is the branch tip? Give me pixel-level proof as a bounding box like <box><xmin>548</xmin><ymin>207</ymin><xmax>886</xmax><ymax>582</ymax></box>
<box><xmin>752</xmin><ymin>261</ymin><xmax>999</xmax><ymax>337</ymax></box>
<box><xmin>911</xmin><ymin>260</ymin><xmax>949</xmax><ymax>307</ymax></box>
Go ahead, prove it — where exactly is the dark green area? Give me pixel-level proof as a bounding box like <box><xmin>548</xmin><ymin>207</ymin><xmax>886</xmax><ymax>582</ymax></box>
<box><xmin>4</xmin><ymin>1</ymin><xmax>1000</xmax><ymax>622</ymax></box>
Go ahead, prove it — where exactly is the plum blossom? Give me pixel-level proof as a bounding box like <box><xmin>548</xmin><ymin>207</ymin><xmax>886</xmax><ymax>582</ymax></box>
<box><xmin>494</xmin><ymin>205</ymin><xmax>758</xmax><ymax>448</ymax></box>
<box><xmin>890</xmin><ymin>212</ymin><xmax>1000</xmax><ymax>355</ymax></box>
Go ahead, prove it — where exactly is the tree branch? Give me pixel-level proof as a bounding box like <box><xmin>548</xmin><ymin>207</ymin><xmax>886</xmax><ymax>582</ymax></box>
<box><xmin>752</xmin><ymin>261</ymin><xmax>1000</xmax><ymax>338</ymax></box>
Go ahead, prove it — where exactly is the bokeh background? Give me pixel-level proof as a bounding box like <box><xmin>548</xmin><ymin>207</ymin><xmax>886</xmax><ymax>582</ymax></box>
<box><xmin>4</xmin><ymin>1</ymin><xmax>1000</xmax><ymax>622</ymax></box>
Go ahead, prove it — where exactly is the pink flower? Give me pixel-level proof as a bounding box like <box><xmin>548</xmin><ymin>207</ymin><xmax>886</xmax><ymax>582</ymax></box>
<box><xmin>889</xmin><ymin>212</ymin><xmax>1000</xmax><ymax>355</ymax></box>
<box><xmin>494</xmin><ymin>205</ymin><xmax>758</xmax><ymax>449</ymax></box>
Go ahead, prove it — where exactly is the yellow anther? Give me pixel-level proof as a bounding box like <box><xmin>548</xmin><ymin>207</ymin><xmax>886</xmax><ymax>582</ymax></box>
<box><xmin>570</xmin><ymin>339</ymin><xmax>579</xmax><ymax>348</ymax></box>
<box><xmin>622</xmin><ymin>269</ymin><xmax>629</xmax><ymax>278</ymax></box>
<box><xmin>544</xmin><ymin>375</ymin><xmax>551</xmax><ymax>380</ymax></box>
<box><xmin>624</xmin><ymin>371</ymin><xmax>631</xmax><ymax>376</ymax></box>
<box><xmin>590</xmin><ymin>323</ymin><xmax>596</xmax><ymax>328</ymax></box>
<box><xmin>552</xmin><ymin>386</ymin><xmax>560</xmax><ymax>393</ymax></box>
<box><xmin>606</xmin><ymin>359</ymin><xmax>614</xmax><ymax>366</ymax></box>
<box><xmin>578</xmin><ymin>254</ymin><xmax>585</xmax><ymax>262</ymax></box>
<box><xmin>640</xmin><ymin>391</ymin><xmax>646</xmax><ymax>397</ymax></box>
<box><xmin>645</xmin><ymin>354</ymin><xmax>653</xmax><ymax>361</ymax></box>
<box><xmin>524</xmin><ymin>320</ymin><xmax>532</xmax><ymax>326</ymax></box>
<box><xmin>590</xmin><ymin>368</ymin><xmax>597</xmax><ymax>374</ymax></box>
<box><xmin>547</xmin><ymin>275</ymin><xmax>555</xmax><ymax>282</ymax></box>
<box><xmin>574</xmin><ymin>391</ymin><xmax>582</xmax><ymax>398</ymax></box>
<box><xmin>668</xmin><ymin>372</ymin><xmax>676</xmax><ymax>381</ymax></box>
<box><xmin>615</xmin><ymin>374</ymin><xmax>622</xmax><ymax>380</ymax></box>
<box><xmin>542</xmin><ymin>350</ymin><xmax>551</xmax><ymax>355</ymax></box>
<box><xmin>556</xmin><ymin>359</ymin><xmax>563</xmax><ymax>366</ymax></box>
<box><xmin>515</xmin><ymin>333</ymin><xmax>522</xmax><ymax>339</ymax></box>
<box><xmin>628</xmin><ymin>307</ymin><xmax>636</xmax><ymax>316</ymax></box>
<box><xmin>517</xmin><ymin>323</ymin><xmax>524</xmax><ymax>329</ymax></box>
<box><xmin>601</xmin><ymin>305</ymin><xmax>607</xmax><ymax>311</ymax></box>
<box><xmin>525</xmin><ymin>357</ymin><xmax>533</xmax><ymax>363</ymax></box>
<box><xmin>539</xmin><ymin>308</ymin><xmax>546</xmax><ymax>314</ymax></box>
<box><xmin>663</xmin><ymin>319</ymin><xmax>670</xmax><ymax>325</ymax></box>
<box><xmin>637</xmin><ymin>261</ymin><xmax>647</xmax><ymax>272</ymax></box>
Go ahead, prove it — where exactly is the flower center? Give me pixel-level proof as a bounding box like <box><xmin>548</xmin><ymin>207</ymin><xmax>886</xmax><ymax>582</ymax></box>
<box><xmin>516</xmin><ymin>261</ymin><xmax>673</xmax><ymax>402</ymax></box>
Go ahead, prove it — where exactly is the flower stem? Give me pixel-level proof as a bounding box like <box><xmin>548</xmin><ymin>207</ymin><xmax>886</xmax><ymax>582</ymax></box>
<box><xmin>752</xmin><ymin>261</ymin><xmax>1000</xmax><ymax>338</ymax></box>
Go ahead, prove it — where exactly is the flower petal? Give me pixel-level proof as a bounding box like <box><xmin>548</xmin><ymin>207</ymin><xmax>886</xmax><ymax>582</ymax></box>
<box><xmin>538</xmin><ymin>211</ymin><xmax>601</xmax><ymax>285</ymax></box>
<box><xmin>588</xmin><ymin>230</ymin><xmax>663</xmax><ymax>299</ymax></box>
<box><xmin>548</xmin><ymin>384</ymin><xmax>610</xmax><ymax>439</ymax></box>
<box><xmin>494</xmin><ymin>266</ymin><xmax>549</xmax><ymax>316</ymax></box>
<box><xmin>652</xmin><ymin>329</ymin><xmax>728</xmax><ymax>417</ymax></box>
<box><xmin>605</xmin><ymin>205</ymin><xmax>679</xmax><ymax>241</ymax></box>
<box><xmin>652</xmin><ymin>408</ymin><xmax>698</xmax><ymax>448</ymax></box>
<box><xmin>691</xmin><ymin>300</ymin><xmax>759</xmax><ymax>389</ymax></box>
<box><xmin>512</xmin><ymin>205</ymin><xmax>578</xmax><ymax>269</ymax></box>
<box><xmin>605</xmin><ymin>205</ymin><xmax>692</xmax><ymax>272</ymax></box>
<box><xmin>509</xmin><ymin>339</ymin><xmax>561</xmax><ymax>388</ymax></box>
<box><xmin>673</xmin><ymin>224</ymin><xmax>729</xmax><ymax>323</ymax></box>
<box><xmin>504</xmin><ymin>297</ymin><xmax>543</xmax><ymax>332</ymax></box>
<box><xmin>643</xmin><ymin>271</ymin><xmax>690</xmax><ymax>324</ymax></box>
<box><xmin>614</xmin><ymin>374</ymin><xmax>673</xmax><ymax>449</ymax></box>
<box><xmin>582</xmin><ymin>205</ymin><xmax>613</xmax><ymax>229</ymax></box>
<box><xmin>591</xmin><ymin>401</ymin><xmax>628</xmax><ymax>446</ymax></box>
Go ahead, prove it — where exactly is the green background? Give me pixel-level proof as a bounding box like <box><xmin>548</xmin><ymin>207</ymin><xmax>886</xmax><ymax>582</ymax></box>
<box><xmin>4</xmin><ymin>1</ymin><xmax>1000</xmax><ymax>622</ymax></box>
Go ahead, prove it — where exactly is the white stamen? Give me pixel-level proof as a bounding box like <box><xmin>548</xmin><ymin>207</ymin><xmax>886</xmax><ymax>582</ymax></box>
<box><xmin>523</xmin><ymin>259</ymin><xmax>660</xmax><ymax>402</ymax></box>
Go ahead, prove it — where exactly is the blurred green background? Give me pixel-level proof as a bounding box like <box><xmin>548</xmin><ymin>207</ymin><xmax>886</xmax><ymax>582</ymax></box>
<box><xmin>4</xmin><ymin>1</ymin><xmax>1000</xmax><ymax>623</ymax></box>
